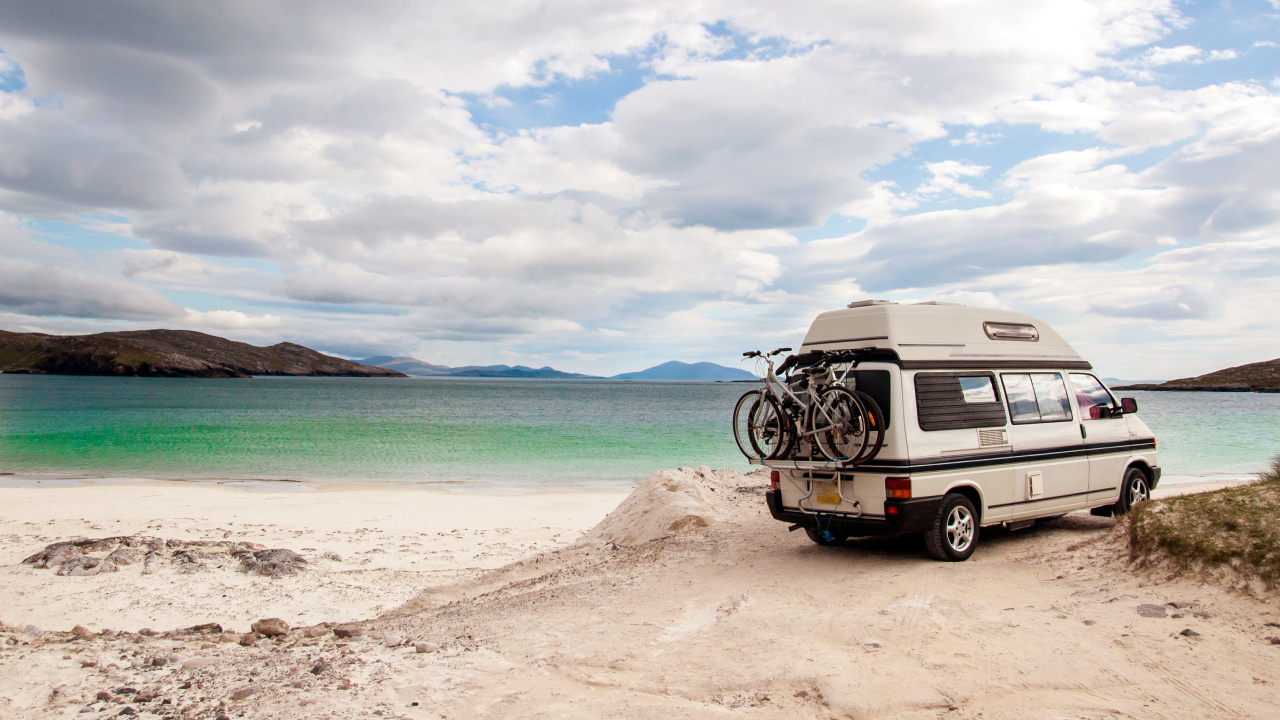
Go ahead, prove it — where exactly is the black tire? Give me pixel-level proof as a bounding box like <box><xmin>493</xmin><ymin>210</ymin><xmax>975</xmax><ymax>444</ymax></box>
<box><xmin>849</xmin><ymin>390</ymin><xmax>886</xmax><ymax>467</ymax></box>
<box><xmin>1112</xmin><ymin>466</ymin><xmax>1151</xmax><ymax>516</ymax></box>
<box><xmin>924</xmin><ymin>494</ymin><xmax>979</xmax><ymax>562</ymax></box>
<box><xmin>731</xmin><ymin>390</ymin><xmax>764</xmax><ymax>460</ymax></box>
<box><xmin>747</xmin><ymin>395</ymin><xmax>793</xmax><ymax>460</ymax></box>
<box><xmin>804</xmin><ymin>526</ymin><xmax>847</xmax><ymax>546</ymax></box>
<box><xmin>810</xmin><ymin>386</ymin><xmax>869</xmax><ymax>463</ymax></box>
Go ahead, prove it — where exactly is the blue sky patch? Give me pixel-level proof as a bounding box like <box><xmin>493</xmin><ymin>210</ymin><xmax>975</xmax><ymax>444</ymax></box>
<box><xmin>0</xmin><ymin>50</ymin><xmax>25</xmax><ymax>93</ymax></box>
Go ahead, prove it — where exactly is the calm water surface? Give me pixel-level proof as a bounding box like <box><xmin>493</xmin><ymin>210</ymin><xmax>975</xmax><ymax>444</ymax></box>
<box><xmin>0</xmin><ymin>376</ymin><xmax>1275</xmax><ymax>489</ymax></box>
<box><xmin>0</xmin><ymin>376</ymin><xmax>751</xmax><ymax>489</ymax></box>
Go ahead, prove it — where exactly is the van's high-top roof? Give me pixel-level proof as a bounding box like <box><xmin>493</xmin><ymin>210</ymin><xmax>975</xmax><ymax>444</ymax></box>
<box><xmin>801</xmin><ymin>301</ymin><xmax>1087</xmax><ymax>368</ymax></box>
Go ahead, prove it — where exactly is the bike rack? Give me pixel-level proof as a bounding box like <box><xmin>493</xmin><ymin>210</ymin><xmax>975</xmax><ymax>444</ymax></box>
<box><xmin>749</xmin><ymin>457</ymin><xmax>849</xmax><ymax>471</ymax></box>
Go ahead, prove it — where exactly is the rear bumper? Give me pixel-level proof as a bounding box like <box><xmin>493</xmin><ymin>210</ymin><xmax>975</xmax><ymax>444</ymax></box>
<box><xmin>765</xmin><ymin>489</ymin><xmax>942</xmax><ymax>536</ymax></box>
<box><xmin>1150</xmin><ymin>465</ymin><xmax>1162</xmax><ymax>489</ymax></box>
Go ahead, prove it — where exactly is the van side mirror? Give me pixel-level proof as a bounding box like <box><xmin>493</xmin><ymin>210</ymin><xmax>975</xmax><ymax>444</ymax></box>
<box><xmin>1120</xmin><ymin>397</ymin><xmax>1138</xmax><ymax>414</ymax></box>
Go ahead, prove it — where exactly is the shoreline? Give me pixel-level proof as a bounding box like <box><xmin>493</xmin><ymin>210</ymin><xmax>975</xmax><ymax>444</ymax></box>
<box><xmin>0</xmin><ymin>467</ymin><xmax>1262</xmax><ymax>491</ymax></box>
<box><xmin>0</xmin><ymin>472</ymin><xmax>647</xmax><ymax>495</ymax></box>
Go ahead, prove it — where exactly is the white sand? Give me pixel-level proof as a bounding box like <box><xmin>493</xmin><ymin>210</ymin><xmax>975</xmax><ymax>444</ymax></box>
<box><xmin>0</xmin><ymin>479</ymin><xmax>627</xmax><ymax>633</ymax></box>
<box><xmin>2</xmin><ymin>469</ymin><xmax>1278</xmax><ymax>719</ymax></box>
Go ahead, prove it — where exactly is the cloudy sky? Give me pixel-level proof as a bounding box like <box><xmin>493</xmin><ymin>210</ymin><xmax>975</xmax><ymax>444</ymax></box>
<box><xmin>0</xmin><ymin>1</ymin><xmax>1277</xmax><ymax>378</ymax></box>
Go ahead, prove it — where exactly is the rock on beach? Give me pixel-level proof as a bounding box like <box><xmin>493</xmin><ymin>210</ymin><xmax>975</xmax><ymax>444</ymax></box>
<box><xmin>251</xmin><ymin>618</ymin><xmax>290</xmax><ymax>636</ymax></box>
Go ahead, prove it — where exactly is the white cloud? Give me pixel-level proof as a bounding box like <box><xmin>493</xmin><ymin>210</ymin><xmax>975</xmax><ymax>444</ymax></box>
<box><xmin>1141</xmin><ymin>45</ymin><xmax>1205</xmax><ymax>66</ymax></box>
<box><xmin>915</xmin><ymin>161</ymin><xmax>992</xmax><ymax>199</ymax></box>
<box><xmin>181</xmin><ymin>309</ymin><xmax>283</xmax><ymax>330</ymax></box>
<box><xmin>0</xmin><ymin>258</ymin><xmax>182</xmax><ymax>319</ymax></box>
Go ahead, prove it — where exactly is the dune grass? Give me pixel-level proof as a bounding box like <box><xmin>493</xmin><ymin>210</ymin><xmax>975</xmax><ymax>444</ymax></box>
<box><xmin>1128</xmin><ymin>455</ymin><xmax>1280</xmax><ymax>586</ymax></box>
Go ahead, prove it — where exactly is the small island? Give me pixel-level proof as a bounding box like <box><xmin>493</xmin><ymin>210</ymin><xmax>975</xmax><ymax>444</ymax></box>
<box><xmin>0</xmin><ymin>329</ymin><xmax>404</xmax><ymax>379</ymax></box>
<box><xmin>1114</xmin><ymin>357</ymin><xmax>1280</xmax><ymax>393</ymax></box>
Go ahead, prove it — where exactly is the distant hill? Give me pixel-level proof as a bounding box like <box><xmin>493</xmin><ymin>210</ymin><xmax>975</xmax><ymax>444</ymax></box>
<box><xmin>1103</xmin><ymin>377</ymin><xmax>1165</xmax><ymax>387</ymax></box>
<box><xmin>449</xmin><ymin>364</ymin><xmax>598</xmax><ymax>379</ymax></box>
<box><xmin>358</xmin><ymin>356</ymin><xmax>454</xmax><ymax>376</ymax></box>
<box><xmin>611</xmin><ymin>361</ymin><xmax>756</xmax><ymax>381</ymax></box>
<box><xmin>0</xmin><ymin>329</ymin><xmax>405</xmax><ymax>379</ymax></box>
<box><xmin>359</xmin><ymin>356</ymin><xmax>597</xmax><ymax>379</ymax></box>
<box><xmin>1114</xmin><ymin>358</ymin><xmax>1280</xmax><ymax>393</ymax></box>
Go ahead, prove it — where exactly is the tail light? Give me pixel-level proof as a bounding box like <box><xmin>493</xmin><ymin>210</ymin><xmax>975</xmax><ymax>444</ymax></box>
<box><xmin>885</xmin><ymin>477</ymin><xmax>912</xmax><ymax>499</ymax></box>
<box><xmin>769</xmin><ymin>470</ymin><xmax>780</xmax><ymax>490</ymax></box>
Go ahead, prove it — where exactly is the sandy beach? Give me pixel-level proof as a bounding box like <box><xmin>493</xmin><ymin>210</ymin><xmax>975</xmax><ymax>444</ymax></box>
<box><xmin>0</xmin><ymin>478</ymin><xmax>629</xmax><ymax>633</ymax></box>
<box><xmin>2</xmin><ymin>470</ymin><xmax>1276</xmax><ymax>719</ymax></box>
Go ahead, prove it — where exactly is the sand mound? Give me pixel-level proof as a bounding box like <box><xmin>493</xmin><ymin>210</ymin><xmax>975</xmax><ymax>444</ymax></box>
<box><xmin>586</xmin><ymin>465</ymin><xmax>766</xmax><ymax>546</ymax></box>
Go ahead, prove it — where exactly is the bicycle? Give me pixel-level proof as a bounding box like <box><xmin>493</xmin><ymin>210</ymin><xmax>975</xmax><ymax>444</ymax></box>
<box><xmin>731</xmin><ymin>348</ymin><xmax>884</xmax><ymax>466</ymax></box>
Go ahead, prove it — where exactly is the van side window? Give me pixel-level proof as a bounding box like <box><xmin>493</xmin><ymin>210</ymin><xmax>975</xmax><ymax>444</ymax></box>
<box><xmin>1070</xmin><ymin>373</ymin><xmax>1116</xmax><ymax>420</ymax></box>
<box><xmin>1001</xmin><ymin>373</ymin><xmax>1073</xmax><ymax>424</ymax></box>
<box><xmin>915</xmin><ymin>372</ymin><xmax>1007</xmax><ymax>431</ymax></box>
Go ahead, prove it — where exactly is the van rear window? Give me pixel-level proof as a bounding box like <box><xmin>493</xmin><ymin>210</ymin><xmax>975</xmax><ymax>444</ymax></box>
<box><xmin>850</xmin><ymin>369</ymin><xmax>892</xmax><ymax>429</ymax></box>
<box><xmin>915</xmin><ymin>372</ymin><xmax>1008</xmax><ymax>431</ymax></box>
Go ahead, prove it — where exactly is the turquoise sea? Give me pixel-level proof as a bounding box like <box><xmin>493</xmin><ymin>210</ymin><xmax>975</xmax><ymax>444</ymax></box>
<box><xmin>0</xmin><ymin>376</ymin><xmax>1275</xmax><ymax>489</ymax></box>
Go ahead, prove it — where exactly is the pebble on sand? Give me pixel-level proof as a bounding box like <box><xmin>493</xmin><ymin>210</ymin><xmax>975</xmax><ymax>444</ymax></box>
<box><xmin>414</xmin><ymin>642</ymin><xmax>439</xmax><ymax>653</ymax></box>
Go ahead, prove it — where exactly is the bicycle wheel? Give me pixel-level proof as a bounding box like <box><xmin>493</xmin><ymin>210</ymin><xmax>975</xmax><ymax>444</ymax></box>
<box><xmin>849</xmin><ymin>390</ymin><xmax>886</xmax><ymax>467</ymax></box>
<box><xmin>748</xmin><ymin>395</ymin><xmax>793</xmax><ymax>460</ymax></box>
<box><xmin>811</xmin><ymin>386</ymin><xmax>869</xmax><ymax>463</ymax></box>
<box><xmin>732</xmin><ymin>390</ymin><xmax>765</xmax><ymax>460</ymax></box>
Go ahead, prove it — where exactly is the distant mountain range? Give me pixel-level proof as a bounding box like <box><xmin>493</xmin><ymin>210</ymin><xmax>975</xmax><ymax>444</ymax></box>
<box><xmin>358</xmin><ymin>356</ymin><xmax>597</xmax><ymax>379</ymax></box>
<box><xmin>1113</xmin><ymin>358</ymin><xmax>1280</xmax><ymax>393</ymax></box>
<box><xmin>0</xmin><ymin>329</ymin><xmax>403</xmax><ymax>379</ymax></box>
<box><xmin>611</xmin><ymin>360</ymin><xmax>756</xmax><ymax>381</ymax></box>
<box><xmin>359</xmin><ymin>356</ymin><xmax>756</xmax><ymax>381</ymax></box>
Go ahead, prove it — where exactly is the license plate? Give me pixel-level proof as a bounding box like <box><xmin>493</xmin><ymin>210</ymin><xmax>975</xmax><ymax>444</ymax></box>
<box><xmin>813</xmin><ymin>480</ymin><xmax>841</xmax><ymax>505</ymax></box>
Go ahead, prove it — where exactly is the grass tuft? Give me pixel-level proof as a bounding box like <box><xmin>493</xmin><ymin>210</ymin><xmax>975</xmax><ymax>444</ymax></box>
<box><xmin>1128</xmin><ymin>454</ymin><xmax>1280</xmax><ymax>588</ymax></box>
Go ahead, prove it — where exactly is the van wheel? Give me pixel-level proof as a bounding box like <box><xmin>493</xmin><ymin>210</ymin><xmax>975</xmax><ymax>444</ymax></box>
<box><xmin>924</xmin><ymin>494</ymin><xmax>978</xmax><ymax>562</ymax></box>
<box><xmin>1113</xmin><ymin>467</ymin><xmax>1151</xmax><ymax>516</ymax></box>
<box><xmin>804</xmin><ymin>526</ymin><xmax>847</xmax><ymax>546</ymax></box>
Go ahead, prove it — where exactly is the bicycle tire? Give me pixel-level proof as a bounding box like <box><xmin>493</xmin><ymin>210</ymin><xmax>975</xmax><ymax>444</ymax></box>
<box><xmin>731</xmin><ymin>390</ymin><xmax>765</xmax><ymax>460</ymax></box>
<box><xmin>811</xmin><ymin>386</ymin><xmax>869</xmax><ymax>463</ymax></box>
<box><xmin>748</xmin><ymin>394</ymin><xmax>793</xmax><ymax>460</ymax></box>
<box><xmin>848</xmin><ymin>389</ymin><xmax>886</xmax><ymax>467</ymax></box>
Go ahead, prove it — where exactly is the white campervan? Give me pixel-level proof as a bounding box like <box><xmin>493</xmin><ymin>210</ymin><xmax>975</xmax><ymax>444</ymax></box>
<box><xmin>760</xmin><ymin>301</ymin><xmax>1159</xmax><ymax>561</ymax></box>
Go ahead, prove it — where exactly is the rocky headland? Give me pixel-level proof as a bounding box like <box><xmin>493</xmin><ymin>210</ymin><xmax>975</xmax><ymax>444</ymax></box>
<box><xmin>1115</xmin><ymin>357</ymin><xmax>1280</xmax><ymax>393</ymax></box>
<box><xmin>0</xmin><ymin>329</ymin><xmax>404</xmax><ymax>379</ymax></box>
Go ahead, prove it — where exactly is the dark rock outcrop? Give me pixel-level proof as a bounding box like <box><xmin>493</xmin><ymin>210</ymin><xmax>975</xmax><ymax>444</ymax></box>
<box><xmin>1114</xmin><ymin>357</ymin><xmax>1280</xmax><ymax>393</ymax></box>
<box><xmin>0</xmin><ymin>329</ymin><xmax>404</xmax><ymax>378</ymax></box>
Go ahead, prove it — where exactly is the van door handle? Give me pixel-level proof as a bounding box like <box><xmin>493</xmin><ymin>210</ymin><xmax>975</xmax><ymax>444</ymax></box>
<box><xmin>1079</xmin><ymin>424</ymin><xmax>1087</xmax><ymax>439</ymax></box>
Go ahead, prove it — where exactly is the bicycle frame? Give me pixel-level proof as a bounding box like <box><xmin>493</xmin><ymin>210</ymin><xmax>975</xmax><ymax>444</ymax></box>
<box><xmin>755</xmin><ymin>352</ymin><xmax>855</xmax><ymax>442</ymax></box>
